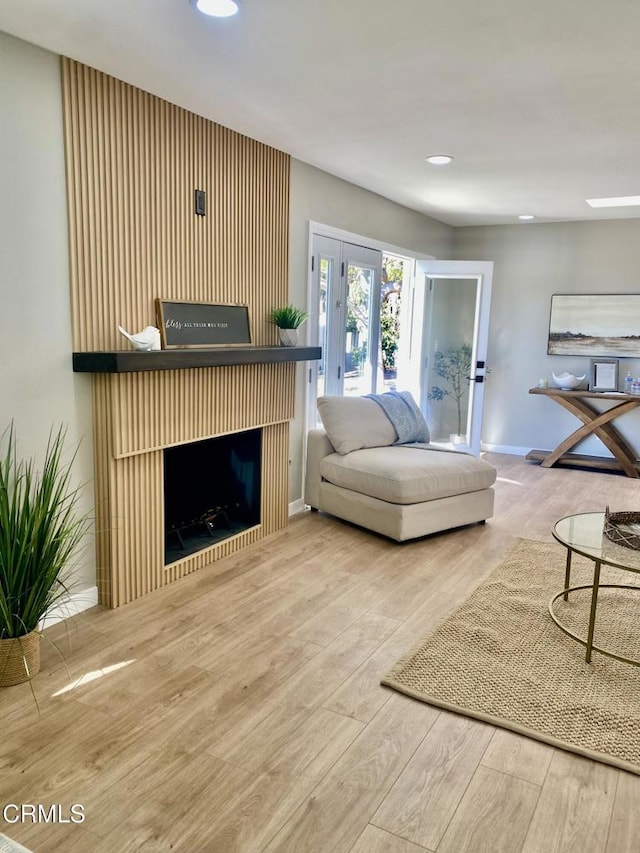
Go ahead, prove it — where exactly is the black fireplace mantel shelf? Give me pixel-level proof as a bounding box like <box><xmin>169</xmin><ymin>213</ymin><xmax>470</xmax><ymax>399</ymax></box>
<box><xmin>73</xmin><ymin>345</ymin><xmax>322</xmax><ymax>373</ymax></box>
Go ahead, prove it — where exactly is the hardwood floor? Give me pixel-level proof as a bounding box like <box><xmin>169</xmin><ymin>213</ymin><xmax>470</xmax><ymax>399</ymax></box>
<box><xmin>2</xmin><ymin>453</ymin><xmax>640</xmax><ymax>852</ymax></box>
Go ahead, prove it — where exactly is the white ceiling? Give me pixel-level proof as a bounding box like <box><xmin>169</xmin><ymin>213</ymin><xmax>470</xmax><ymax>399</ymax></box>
<box><xmin>2</xmin><ymin>0</ymin><xmax>640</xmax><ymax>227</ymax></box>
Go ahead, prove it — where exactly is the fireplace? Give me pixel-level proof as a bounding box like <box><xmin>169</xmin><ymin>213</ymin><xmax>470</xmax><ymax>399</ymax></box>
<box><xmin>86</xmin><ymin>364</ymin><xmax>298</xmax><ymax>607</ymax></box>
<box><xmin>63</xmin><ymin>59</ymin><xmax>320</xmax><ymax>607</ymax></box>
<box><xmin>164</xmin><ymin>429</ymin><xmax>261</xmax><ymax>565</ymax></box>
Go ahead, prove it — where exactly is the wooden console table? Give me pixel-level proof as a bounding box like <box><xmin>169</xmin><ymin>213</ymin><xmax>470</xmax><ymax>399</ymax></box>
<box><xmin>527</xmin><ymin>387</ymin><xmax>640</xmax><ymax>478</ymax></box>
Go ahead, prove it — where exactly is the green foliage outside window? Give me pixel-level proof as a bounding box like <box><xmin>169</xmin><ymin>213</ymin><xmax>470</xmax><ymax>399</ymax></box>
<box><xmin>380</xmin><ymin>310</ymin><xmax>398</xmax><ymax>372</ymax></box>
<box><xmin>380</xmin><ymin>258</ymin><xmax>403</xmax><ymax>373</ymax></box>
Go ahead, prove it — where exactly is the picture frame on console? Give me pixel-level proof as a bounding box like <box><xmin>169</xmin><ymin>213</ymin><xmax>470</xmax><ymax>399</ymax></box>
<box><xmin>548</xmin><ymin>294</ymin><xmax>640</xmax><ymax>357</ymax></box>
<box><xmin>590</xmin><ymin>358</ymin><xmax>619</xmax><ymax>393</ymax></box>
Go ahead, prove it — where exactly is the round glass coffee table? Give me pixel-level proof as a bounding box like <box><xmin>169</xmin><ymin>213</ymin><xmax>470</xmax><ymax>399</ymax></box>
<box><xmin>551</xmin><ymin>511</ymin><xmax>640</xmax><ymax>666</ymax></box>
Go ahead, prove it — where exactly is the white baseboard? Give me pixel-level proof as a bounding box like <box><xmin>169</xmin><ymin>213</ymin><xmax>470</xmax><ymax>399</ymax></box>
<box><xmin>288</xmin><ymin>498</ymin><xmax>306</xmax><ymax>517</ymax></box>
<box><xmin>481</xmin><ymin>443</ymin><xmax>530</xmax><ymax>456</ymax></box>
<box><xmin>40</xmin><ymin>586</ymin><xmax>99</xmax><ymax>629</ymax></box>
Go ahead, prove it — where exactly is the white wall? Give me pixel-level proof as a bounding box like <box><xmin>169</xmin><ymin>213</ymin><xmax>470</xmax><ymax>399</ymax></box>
<box><xmin>288</xmin><ymin>159</ymin><xmax>454</xmax><ymax>501</ymax></box>
<box><xmin>0</xmin><ymin>32</ymin><xmax>95</xmax><ymax>598</ymax></box>
<box><xmin>1</xmin><ymin>32</ymin><xmax>456</xmax><ymax>569</ymax></box>
<box><xmin>453</xmin><ymin>220</ymin><xmax>640</xmax><ymax>455</ymax></box>
<box><xmin>12</xmin><ymin>24</ymin><xmax>640</xmax><ymax>538</ymax></box>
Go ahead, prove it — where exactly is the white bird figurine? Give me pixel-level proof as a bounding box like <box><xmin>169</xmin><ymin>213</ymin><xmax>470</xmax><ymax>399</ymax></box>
<box><xmin>118</xmin><ymin>325</ymin><xmax>161</xmax><ymax>352</ymax></box>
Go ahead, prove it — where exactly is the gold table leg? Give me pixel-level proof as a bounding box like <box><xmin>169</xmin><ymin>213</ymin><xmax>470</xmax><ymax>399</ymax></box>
<box><xmin>563</xmin><ymin>549</ymin><xmax>572</xmax><ymax>602</ymax></box>
<box><xmin>585</xmin><ymin>560</ymin><xmax>601</xmax><ymax>663</ymax></box>
<box><xmin>550</xmin><ymin>577</ymin><xmax>640</xmax><ymax>667</ymax></box>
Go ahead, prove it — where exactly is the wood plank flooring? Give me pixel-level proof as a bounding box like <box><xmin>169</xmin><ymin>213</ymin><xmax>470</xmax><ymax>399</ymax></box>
<box><xmin>2</xmin><ymin>453</ymin><xmax>640</xmax><ymax>852</ymax></box>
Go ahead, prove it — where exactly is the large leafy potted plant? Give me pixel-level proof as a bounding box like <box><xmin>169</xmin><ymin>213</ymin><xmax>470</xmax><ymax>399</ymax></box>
<box><xmin>0</xmin><ymin>425</ymin><xmax>88</xmax><ymax>687</ymax></box>
<box><xmin>268</xmin><ymin>304</ymin><xmax>309</xmax><ymax>347</ymax></box>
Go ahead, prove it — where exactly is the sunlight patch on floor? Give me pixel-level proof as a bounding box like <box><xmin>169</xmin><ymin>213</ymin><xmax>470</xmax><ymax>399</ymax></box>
<box><xmin>52</xmin><ymin>659</ymin><xmax>135</xmax><ymax>697</ymax></box>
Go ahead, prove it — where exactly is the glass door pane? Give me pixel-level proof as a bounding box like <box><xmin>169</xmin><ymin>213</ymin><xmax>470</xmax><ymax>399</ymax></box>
<box><xmin>425</xmin><ymin>278</ymin><xmax>477</xmax><ymax>447</ymax></box>
<box><xmin>379</xmin><ymin>255</ymin><xmax>410</xmax><ymax>393</ymax></box>
<box><xmin>344</xmin><ymin>263</ymin><xmax>374</xmax><ymax>396</ymax></box>
<box><xmin>342</xmin><ymin>242</ymin><xmax>382</xmax><ymax>397</ymax></box>
<box><xmin>410</xmin><ymin>259</ymin><xmax>493</xmax><ymax>456</ymax></box>
<box><xmin>317</xmin><ymin>256</ymin><xmax>330</xmax><ymax>399</ymax></box>
<box><xmin>310</xmin><ymin>234</ymin><xmax>342</xmax><ymax>407</ymax></box>
<box><xmin>308</xmin><ymin>235</ymin><xmax>382</xmax><ymax>429</ymax></box>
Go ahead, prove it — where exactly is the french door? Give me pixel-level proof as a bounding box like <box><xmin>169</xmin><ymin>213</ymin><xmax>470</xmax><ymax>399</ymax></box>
<box><xmin>307</xmin><ymin>233</ymin><xmax>493</xmax><ymax>455</ymax></box>
<box><xmin>397</xmin><ymin>260</ymin><xmax>493</xmax><ymax>455</ymax></box>
<box><xmin>311</xmin><ymin>235</ymin><xmax>383</xmax><ymax>400</ymax></box>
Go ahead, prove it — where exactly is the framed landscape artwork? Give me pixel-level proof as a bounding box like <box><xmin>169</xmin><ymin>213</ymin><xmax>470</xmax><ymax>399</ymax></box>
<box><xmin>548</xmin><ymin>294</ymin><xmax>640</xmax><ymax>357</ymax></box>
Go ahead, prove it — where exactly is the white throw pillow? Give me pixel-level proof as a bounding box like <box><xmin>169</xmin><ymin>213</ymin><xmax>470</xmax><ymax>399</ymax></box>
<box><xmin>317</xmin><ymin>396</ymin><xmax>397</xmax><ymax>455</ymax></box>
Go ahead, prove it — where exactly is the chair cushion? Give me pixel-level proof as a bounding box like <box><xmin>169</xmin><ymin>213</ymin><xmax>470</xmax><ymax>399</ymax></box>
<box><xmin>317</xmin><ymin>395</ymin><xmax>397</xmax><ymax>455</ymax></box>
<box><xmin>319</xmin><ymin>445</ymin><xmax>496</xmax><ymax>504</ymax></box>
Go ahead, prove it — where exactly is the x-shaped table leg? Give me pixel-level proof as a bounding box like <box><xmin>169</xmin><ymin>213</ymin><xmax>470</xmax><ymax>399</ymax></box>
<box><xmin>541</xmin><ymin>397</ymin><xmax>639</xmax><ymax>477</ymax></box>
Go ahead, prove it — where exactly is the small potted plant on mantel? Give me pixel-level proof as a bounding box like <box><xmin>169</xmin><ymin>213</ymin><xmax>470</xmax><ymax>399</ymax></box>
<box><xmin>0</xmin><ymin>424</ymin><xmax>89</xmax><ymax>687</ymax></box>
<box><xmin>269</xmin><ymin>304</ymin><xmax>309</xmax><ymax>347</ymax></box>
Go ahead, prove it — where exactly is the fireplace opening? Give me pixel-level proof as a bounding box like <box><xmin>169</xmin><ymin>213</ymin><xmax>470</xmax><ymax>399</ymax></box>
<box><xmin>164</xmin><ymin>428</ymin><xmax>261</xmax><ymax>565</ymax></box>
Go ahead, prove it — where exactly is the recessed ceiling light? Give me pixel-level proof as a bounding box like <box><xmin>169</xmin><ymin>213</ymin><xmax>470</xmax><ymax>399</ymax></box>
<box><xmin>425</xmin><ymin>154</ymin><xmax>454</xmax><ymax>165</ymax></box>
<box><xmin>191</xmin><ymin>0</ymin><xmax>240</xmax><ymax>17</ymax></box>
<box><xmin>518</xmin><ymin>214</ymin><xmax>535</xmax><ymax>220</ymax></box>
<box><xmin>586</xmin><ymin>195</ymin><xmax>640</xmax><ymax>208</ymax></box>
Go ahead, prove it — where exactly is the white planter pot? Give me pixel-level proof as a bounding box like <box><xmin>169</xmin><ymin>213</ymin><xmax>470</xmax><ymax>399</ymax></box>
<box><xmin>278</xmin><ymin>328</ymin><xmax>299</xmax><ymax>347</ymax></box>
<box><xmin>450</xmin><ymin>433</ymin><xmax>467</xmax><ymax>446</ymax></box>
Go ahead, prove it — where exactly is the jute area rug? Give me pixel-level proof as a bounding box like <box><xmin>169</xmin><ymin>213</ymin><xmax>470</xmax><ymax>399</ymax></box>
<box><xmin>0</xmin><ymin>834</ymin><xmax>33</xmax><ymax>853</ymax></box>
<box><xmin>383</xmin><ymin>538</ymin><xmax>640</xmax><ymax>775</ymax></box>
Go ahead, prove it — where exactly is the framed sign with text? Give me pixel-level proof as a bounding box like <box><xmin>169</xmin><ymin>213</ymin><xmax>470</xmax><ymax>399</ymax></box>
<box><xmin>155</xmin><ymin>300</ymin><xmax>252</xmax><ymax>349</ymax></box>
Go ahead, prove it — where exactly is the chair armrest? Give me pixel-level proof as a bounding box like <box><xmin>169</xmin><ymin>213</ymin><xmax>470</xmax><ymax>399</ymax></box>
<box><xmin>304</xmin><ymin>429</ymin><xmax>335</xmax><ymax>509</ymax></box>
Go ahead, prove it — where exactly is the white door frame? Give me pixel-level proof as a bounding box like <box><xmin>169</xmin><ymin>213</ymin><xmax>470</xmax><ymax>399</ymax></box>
<box><xmin>306</xmin><ymin>221</ymin><xmax>433</xmax><ymax>431</ymax></box>
<box><xmin>412</xmin><ymin>260</ymin><xmax>494</xmax><ymax>455</ymax></box>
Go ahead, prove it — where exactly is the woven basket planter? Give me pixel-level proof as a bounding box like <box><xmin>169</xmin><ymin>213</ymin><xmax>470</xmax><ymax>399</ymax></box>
<box><xmin>604</xmin><ymin>506</ymin><xmax>640</xmax><ymax>551</ymax></box>
<box><xmin>0</xmin><ymin>632</ymin><xmax>41</xmax><ymax>687</ymax></box>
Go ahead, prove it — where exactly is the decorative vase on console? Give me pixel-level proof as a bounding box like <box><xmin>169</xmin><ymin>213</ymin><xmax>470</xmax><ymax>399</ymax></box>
<box><xmin>552</xmin><ymin>372</ymin><xmax>586</xmax><ymax>391</ymax></box>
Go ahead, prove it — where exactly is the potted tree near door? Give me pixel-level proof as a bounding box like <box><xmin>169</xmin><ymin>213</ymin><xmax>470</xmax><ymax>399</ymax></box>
<box><xmin>0</xmin><ymin>425</ymin><xmax>88</xmax><ymax>687</ymax></box>
<box><xmin>427</xmin><ymin>343</ymin><xmax>473</xmax><ymax>444</ymax></box>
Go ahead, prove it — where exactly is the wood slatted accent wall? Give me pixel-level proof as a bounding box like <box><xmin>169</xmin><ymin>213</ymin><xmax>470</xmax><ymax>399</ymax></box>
<box><xmin>61</xmin><ymin>58</ymin><xmax>289</xmax><ymax>349</ymax></box>
<box><xmin>62</xmin><ymin>59</ymin><xmax>296</xmax><ymax>607</ymax></box>
<box><xmin>110</xmin><ymin>363</ymin><xmax>295</xmax><ymax>458</ymax></box>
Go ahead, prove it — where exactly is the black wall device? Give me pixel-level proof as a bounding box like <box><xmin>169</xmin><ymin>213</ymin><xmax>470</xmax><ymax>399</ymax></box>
<box><xmin>194</xmin><ymin>189</ymin><xmax>206</xmax><ymax>216</ymax></box>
